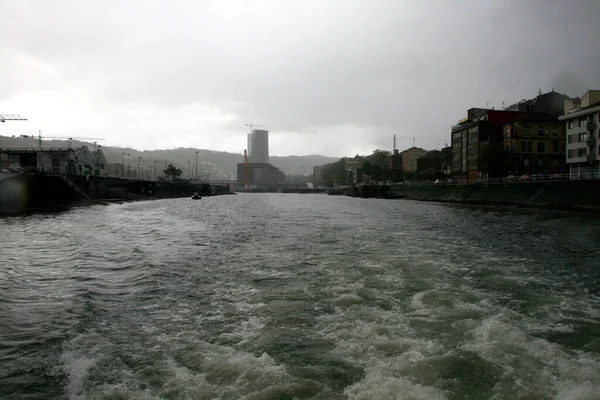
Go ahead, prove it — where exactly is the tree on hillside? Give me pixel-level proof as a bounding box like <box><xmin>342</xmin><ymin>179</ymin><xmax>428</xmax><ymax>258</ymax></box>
<box><xmin>320</xmin><ymin>159</ymin><xmax>348</xmax><ymax>187</ymax></box>
<box><xmin>163</xmin><ymin>163</ymin><xmax>182</xmax><ymax>181</ymax></box>
<box><xmin>369</xmin><ymin>149</ymin><xmax>392</xmax><ymax>167</ymax></box>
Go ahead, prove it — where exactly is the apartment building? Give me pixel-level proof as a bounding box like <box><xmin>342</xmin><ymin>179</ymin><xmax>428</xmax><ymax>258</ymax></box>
<box><xmin>559</xmin><ymin>90</ymin><xmax>600</xmax><ymax>177</ymax></box>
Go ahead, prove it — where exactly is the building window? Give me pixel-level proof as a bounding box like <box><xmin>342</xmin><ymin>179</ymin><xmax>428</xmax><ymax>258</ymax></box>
<box><xmin>568</xmin><ymin>120</ymin><xmax>573</xmax><ymax>129</ymax></box>
<box><xmin>568</xmin><ymin>134</ymin><xmax>575</xmax><ymax>144</ymax></box>
<box><xmin>579</xmin><ymin>117</ymin><xmax>587</xmax><ymax>127</ymax></box>
<box><xmin>545</xmin><ymin>127</ymin><xmax>549</xmax><ymax>136</ymax></box>
<box><xmin>552</xmin><ymin>141</ymin><xmax>559</xmax><ymax>152</ymax></box>
<box><xmin>578</xmin><ymin>133</ymin><xmax>588</xmax><ymax>142</ymax></box>
<box><xmin>537</xmin><ymin>142</ymin><xmax>545</xmax><ymax>153</ymax></box>
<box><xmin>568</xmin><ymin>149</ymin><xmax>574</xmax><ymax>158</ymax></box>
<box><xmin>524</xmin><ymin>128</ymin><xmax>530</xmax><ymax>136</ymax></box>
<box><xmin>578</xmin><ymin>147</ymin><xmax>587</xmax><ymax>157</ymax></box>
<box><xmin>552</xmin><ymin>128</ymin><xmax>557</xmax><ymax>137</ymax></box>
<box><xmin>521</xmin><ymin>142</ymin><xmax>527</xmax><ymax>152</ymax></box>
<box><xmin>538</xmin><ymin>127</ymin><xmax>544</xmax><ymax>136</ymax></box>
<box><xmin>514</xmin><ymin>126</ymin><xmax>519</xmax><ymax>136</ymax></box>
<box><xmin>527</xmin><ymin>142</ymin><xmax>533</xmax><ymax>152</ymax></box>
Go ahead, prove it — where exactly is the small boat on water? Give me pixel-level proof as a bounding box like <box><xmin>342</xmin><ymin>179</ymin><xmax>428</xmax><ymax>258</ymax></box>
<box><xmin>191</xmin><ymin>192</ymin><xmax>202</xmax><ymax>200</ymax></box>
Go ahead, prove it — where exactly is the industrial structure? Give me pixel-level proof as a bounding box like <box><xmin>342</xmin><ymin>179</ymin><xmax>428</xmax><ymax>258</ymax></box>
<box><xmin>238</xmin><ymin>124</ymin><xmax>285</xmax><ymax>189</ymax></box>
<box><xmin>0</xmin><ymin>114</ymin><xmax>27</xmax><ymax>123</ymax></box>
<box><xmin>18</xmin><ymin>130</ymin><xmax>104</xmax><ymax>150</ymax></box>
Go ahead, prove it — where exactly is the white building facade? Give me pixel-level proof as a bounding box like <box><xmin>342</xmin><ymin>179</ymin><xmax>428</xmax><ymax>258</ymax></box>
<box><xmin>559</xmin><ymin>91</ymin><xmax>600</xmax><ymax>178</ymax></box>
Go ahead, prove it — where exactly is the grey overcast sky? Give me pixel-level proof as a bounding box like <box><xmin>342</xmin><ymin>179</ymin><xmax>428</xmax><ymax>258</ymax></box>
<box><xmin>1</xmin><ymin>0</ymin><xmax>599</xmax><ymax>157</ymax></box>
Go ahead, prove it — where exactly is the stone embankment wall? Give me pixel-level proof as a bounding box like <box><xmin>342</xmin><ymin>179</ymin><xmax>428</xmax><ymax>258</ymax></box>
<box><xmin>389</xmin><ymin>180</ymin><xmax>600</xmax><ymax>212</ymax></box>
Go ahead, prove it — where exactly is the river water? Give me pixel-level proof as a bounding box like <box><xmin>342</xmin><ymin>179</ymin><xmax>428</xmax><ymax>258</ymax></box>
<box><xmin>1</xmin><ymin>194</ymin><xmax>600</xmax><ymax>400</ymax></box>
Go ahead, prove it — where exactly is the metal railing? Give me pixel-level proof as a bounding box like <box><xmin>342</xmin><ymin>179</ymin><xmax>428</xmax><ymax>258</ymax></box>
<box><xmin>390</xmin><ymin>172</ymin><xmax>600</xmax><ymax>188</ymax></box>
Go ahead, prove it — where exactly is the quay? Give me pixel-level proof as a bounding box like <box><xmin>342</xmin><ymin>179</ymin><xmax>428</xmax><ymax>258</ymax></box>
<box><xmin>0</xmin><ymin>171</ymin><xmax>232</xmax><ymax>216</ymax></box>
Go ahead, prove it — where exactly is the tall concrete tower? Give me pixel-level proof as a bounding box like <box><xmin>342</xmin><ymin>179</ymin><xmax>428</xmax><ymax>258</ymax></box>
<box><xmin>247</xmin><ymin>129</ymin><xmax>269</xmax><ymax>163</ymax></box>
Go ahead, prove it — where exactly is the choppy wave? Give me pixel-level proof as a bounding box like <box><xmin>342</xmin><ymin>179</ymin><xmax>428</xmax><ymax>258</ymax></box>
<box><xmin>1</xmin><ymin>195</ymin><xmax>600</xmax><ymax>399</ymax></box>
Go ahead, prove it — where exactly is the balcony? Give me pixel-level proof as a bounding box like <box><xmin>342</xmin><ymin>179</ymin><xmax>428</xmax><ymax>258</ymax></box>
<box><xmin>587</xmin><ymin>122</ymin><xmax>597</xmax><ymax>131</ymax></box>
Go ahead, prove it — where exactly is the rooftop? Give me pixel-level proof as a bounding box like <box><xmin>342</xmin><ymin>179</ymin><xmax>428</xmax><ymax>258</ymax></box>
<box><xmin>419</xmin><ymin>150</ymin><xmax>444</xmax><ymax>159</ymax></box>
<box><xmin>559</xmin><ymin>100</ymin><xmax>600</xmax><ymax>120</ymax></box>
<box><xmin>507</xmin><ymin>113</ymin><xmax>560</xmax><ymax>123</ymax></box>
<box><xmin>400</xmin><ymin>146</ymin><xmax>426</xmax><ymax>154</ymax></box>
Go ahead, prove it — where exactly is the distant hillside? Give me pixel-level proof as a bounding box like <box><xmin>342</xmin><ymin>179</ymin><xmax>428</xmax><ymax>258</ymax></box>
<box><xmin>0</xmin><ymin>136</ymin><xmax>338</xmax><ymax>179</ymax></box>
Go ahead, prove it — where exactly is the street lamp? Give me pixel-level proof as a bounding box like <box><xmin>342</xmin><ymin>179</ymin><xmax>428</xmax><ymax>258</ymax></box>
<box><xmin>195</xmin><ymin>151</ymin><xmax>199</xmax><ymax>179</ymax></box>
<box><xmin>121</xmin><ymin>152</ymin><xmax>126</xmax><ymax>178</ymax></box>
<box><xmin>127</xmin><ymin>153</ymin><xmax>131</xmax><ymax>178</ymax></box>
<box><xmin>154</xmin><ymin>161</ymin><xmax>157</xmax><ymax>181</ymax></box>
<box><xmin>138</xmin><ymin>156</ymin><xmax>142</xmax><ymax>180</ymax></box>
<box><xmin>188</xmin><ymin>160</ymin><xmax>191</xmax><ymax>179</ymax></box>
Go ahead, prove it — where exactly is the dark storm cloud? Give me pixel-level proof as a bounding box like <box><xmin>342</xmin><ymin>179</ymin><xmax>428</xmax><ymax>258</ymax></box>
<box><xmin>1</xmin><ymin>0</ymin><xmax>599</xmax><ymax>155</ymax></box>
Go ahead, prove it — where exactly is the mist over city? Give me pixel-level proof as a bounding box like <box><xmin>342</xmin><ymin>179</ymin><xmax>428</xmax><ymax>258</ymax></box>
<box><xmin>1</xmin><ymin>0</ymin><xmax>598</xmax><ymax>156</ymax></box>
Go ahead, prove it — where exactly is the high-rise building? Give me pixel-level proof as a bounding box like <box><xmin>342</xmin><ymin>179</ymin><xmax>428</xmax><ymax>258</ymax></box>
<box><xmin>247</xmin><ymin>129</ymin><xmax>269</xmax><ymax>163</ymax></box>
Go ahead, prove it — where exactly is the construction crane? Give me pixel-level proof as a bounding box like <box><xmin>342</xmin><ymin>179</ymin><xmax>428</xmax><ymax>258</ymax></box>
<box><xmin>245</xmin><ymin>123</ymin><xmax>266</xmax><ymax>132</ymax></box>
<box><xmin>0</xmin><ymin>114</ymin><xmax>27</xmax><ymax>123</ymax></box>
<box><xmin>19</xmin><ymin>130</ymin><xmax>104</xmax><ymax>149</ymax></box>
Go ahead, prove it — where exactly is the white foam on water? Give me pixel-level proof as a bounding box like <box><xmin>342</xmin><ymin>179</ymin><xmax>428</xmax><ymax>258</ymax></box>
<box><xmin>60</xmin><ymin>332</ymin><xmax>113</xmax><ymax>400</ymax></box>
<box><xmin>409</xmin><ymin>291</ymin><xmax>426</xmax><ymax>311</ymax></box>
<box><xmin>460</xmin><ymin>313</ymin><xmax>600</xmax><ymax>399</ymax></box>
<box><xmin>152</xmin><ymin>350</ymin><xmax>297</xmax><ymax>399</ymax></box>
<box><xmin>217</xmin><ymin>315</ymin><xmax>266</xmax><ymax>347</ymax></box>
<box><xmin>333</xmin><ymin>293</ymin><xmax>364</xmax><ymax>308</ymax></box>
<box><xmin>63</xmin><ymin>328</ymin><xmax>308</xmax><ymax>399</ymax></box>
<box><xmin>344</xmin><ymin>370</ymin><xmax>447</xmax><ymax>400</ymax></box>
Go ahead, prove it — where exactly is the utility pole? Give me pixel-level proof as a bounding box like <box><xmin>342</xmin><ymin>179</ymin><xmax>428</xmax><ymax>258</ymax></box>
<box><xmin>93</xmin><ymin>142</ymin><xmax>97</xmax><ymax>176</ymax></box>
<box><xmin>138</xmin><ymin>157</ymin><xmax>142</xmax><ymax>180</ymax></box>
<box><xmin>195</xmin><ymin>151</ymin><xmax>198</xmax><ymax>179</ymax></box>
<box><xmin>154</xmin><ymin>161</ymin><xmax>157</xmax><ymax>181</ymax></box>
<box><xmin>127</xmin><ymin>153</ymin><xmax>131</xmax><ymax>178</ymax></box>
<box><xmin>121</xmin><ymin>153</ymin><xmax>126</xmax><ymax>178</ymax></box>
<box><xmin>188</xmin><ymin>160</ymin><xmax>191</xmax><ymax>179</ymax></box>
